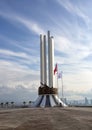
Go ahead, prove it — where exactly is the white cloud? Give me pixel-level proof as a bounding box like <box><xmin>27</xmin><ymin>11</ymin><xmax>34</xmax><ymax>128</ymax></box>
<box><xmin>0</xmin><ymin>35</ymin><xmax>39</xmax><ymax>55</ymax></box>
<box><xmin>0</xmin><ymin>10</ymin><xmax>45</xmax><ymax>35</ymax></box>
<box><xmin>58</xmin><ymin>70</ymin><xmax>92</xmax><ymax>100</ymax></box>
<box><xmin>55</xmin><ymin>35</ymin><xmax>91</xmax><ymax>64</ymax></box>
<box><xmin>0</xmin><ymin>59</ymin><xmax>40</xmax><ymax>88</ymax></box>
<box><xmin>56</xmin><ymin>0</ymin><xmax>90</xmax><ymax>23</ymax></box>
<box><xmin>16</xmin><ymin>16</ymin><xmax>45</xmax><ymax>35</ymax></box>
<box><xmin>55</xmin><ymin>36</ymin><xmax>71</xmax><ymax>53</ymax></box>
<box><xmin>0</xmin><ymin>85</ymin><xmax>37</xmax><ymax>102</ymax></box>
<box><xmin>0</xmin><ymin>49</ymin><xmax>29</xmax><ymax>59</ymax></box>
<box><xmin>0</xmin><ymin>48</ymin><xmax>40</xmax><ymax>65</ymax></box>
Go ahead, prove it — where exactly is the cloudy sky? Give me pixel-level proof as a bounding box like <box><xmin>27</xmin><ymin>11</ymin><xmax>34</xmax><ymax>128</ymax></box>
<box><xmin>0</xmin><ymin>0</ymin><xmax>92</xmax><ymax>102</ymax></box>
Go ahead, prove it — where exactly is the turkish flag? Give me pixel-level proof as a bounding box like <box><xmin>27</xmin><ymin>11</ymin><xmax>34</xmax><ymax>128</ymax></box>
<box><xmin>54</xmin><ymin>63</ymin><xmax>58</xmax><ymax>75</ymax></box>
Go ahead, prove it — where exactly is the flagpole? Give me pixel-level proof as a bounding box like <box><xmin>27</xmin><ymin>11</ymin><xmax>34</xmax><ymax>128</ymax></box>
<box><xmin>57</xmin><ymin>64</ymin><xmax>59</xmax><ymax>96</ymax></box>
<box><xmin>57</xmin><ymin>71</ymin><xmax>58</xmax><ymax>95</ymax></box>
<box><xmin>61</xmin><ymin>72</ymin><xmax>64</xmax><ymax>99</ymax></box>
<box><xmin>54</xmin><ymin>63</ymin><xmax>59</xmax><ymax>95</ymax></box>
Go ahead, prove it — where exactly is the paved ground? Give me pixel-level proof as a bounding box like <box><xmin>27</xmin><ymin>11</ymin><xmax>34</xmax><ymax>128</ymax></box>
<box><xmin>0</xmin><ymin>107</ymin><xmax>92</xmax><ymax>130</ymax></box>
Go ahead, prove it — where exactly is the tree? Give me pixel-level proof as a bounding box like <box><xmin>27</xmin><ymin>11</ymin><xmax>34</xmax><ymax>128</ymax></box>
<box><xmin>0</xmin><ymin>102</ymin><xmax>4</xmax><ymax>108</ymax></box>
<box><xmin>11</xmin><ymin>102</ymin><xmax>14</xmax><ymax>108</ymax></box>
<box><xmin>23</xmin><ymin>101</ymin><xmax>26</xmax><ymax>107</ymax></box>
<box><xmin>29</xmin><ymin>101</ymin><xmax>31</xmax><ymax>105</ymax></box>
<box><xmin>29</xmin><ymin>101</ymin><xmax>32</xmax><ymax>107</ymax></box>
<box><xmin>5</xmin><ymin>102</ymin><xmax>9</xmax><ymax>108</ymax></box>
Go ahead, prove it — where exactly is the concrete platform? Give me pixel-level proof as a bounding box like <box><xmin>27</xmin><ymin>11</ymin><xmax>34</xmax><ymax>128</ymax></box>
<box><xmin>0</xmin><ymin>107</ymin><xmax>92</xmax><ymax>130</ymax></box>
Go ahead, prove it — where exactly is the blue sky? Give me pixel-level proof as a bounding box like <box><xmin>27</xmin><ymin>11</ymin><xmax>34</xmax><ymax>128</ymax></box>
<box><xmin>0</xmin><ymin>0</ymin><xmax>92</xmax><ymax>102</ymax></box>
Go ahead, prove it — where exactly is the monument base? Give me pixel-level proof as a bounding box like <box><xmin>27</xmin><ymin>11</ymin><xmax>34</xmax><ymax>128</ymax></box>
<box><xmin>32</xmin><ymin>86</ymin><xmax>67</xmax><ymax>107</ymax></box>
<box><xmin>38</xmin><ymin>86</ymin><xmax>58</xmax><ymax>95</ymax></box>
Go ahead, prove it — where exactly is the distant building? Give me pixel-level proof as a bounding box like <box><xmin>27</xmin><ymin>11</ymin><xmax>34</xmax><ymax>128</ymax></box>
<box><xmin>90</xmin><ymin>99</ymin><xmax>92</xmax><ymax>105</ymax></box>
<box><xmin>85</xmin><ymin>97</ymin><xmax>89</xmax><ymax>106</ymax></box>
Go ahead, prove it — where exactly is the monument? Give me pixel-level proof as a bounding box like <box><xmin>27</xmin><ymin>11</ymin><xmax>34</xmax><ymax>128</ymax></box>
<box><xmin>33</xmin><ymin>31</ymin><xmax>67</xmax><ymax>107</ymax></box>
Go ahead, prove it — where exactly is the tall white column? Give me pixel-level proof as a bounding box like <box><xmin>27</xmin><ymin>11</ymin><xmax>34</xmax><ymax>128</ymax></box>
<box><xmin>50</xmin><ymin>36</ymin><xmax>54</xmax><ymax>87</ymax></box>
<box><xmin>48</xmin><ymin>31</ymin><xmax>54</xmax><ymax>88</ymax></box>
<box><xmin>48</xmin><ymin>31</ymin><xmax>50</xmax><ymax>87</ymax></box>
<box><xmin>43</xmin><ymin>35</ymin><xmax>47</xmax><ymax>85</ymax></box>
<box><xmin>40</xmin><ymin>35</ymin><xmax>44</xmax><ymax>86</ymax></box>
<box><xmin>40</xmin><ymin>34</ymin><xmax>47</xmax><ymax>87</ymax></box>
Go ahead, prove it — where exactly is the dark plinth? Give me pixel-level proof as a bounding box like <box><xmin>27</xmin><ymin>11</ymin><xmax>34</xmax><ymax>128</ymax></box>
<box><xmin>38</xmin><ymin>86</ymin><xmax>58</xmax><ymax>95</ymax></box>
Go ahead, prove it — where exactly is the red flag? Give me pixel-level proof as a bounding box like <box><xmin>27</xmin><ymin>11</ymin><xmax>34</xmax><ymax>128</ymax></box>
<box><xmin>54</xmin><ymin>63</ymin><xmax>58</xmax><ymax>75</ymax></box>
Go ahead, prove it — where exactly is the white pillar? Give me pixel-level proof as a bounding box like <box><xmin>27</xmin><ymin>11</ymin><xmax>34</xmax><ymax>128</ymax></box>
<box><xmin>48</xmin><ymin>31</ymin><xmax>50</xmax><ymax>87</ymax></box>
<box><xmin>51</xmin><ymin>37</ymin><xmax>54</xmax><ymax>88</ymax></box>
<box><xmin>48</xmin><ymin>31</ymin><xmax>54</xmax><ymax>88</ymax></box>
<box><xmin>50</xmin><ymin>37</ymin><xmax>54</xmax><ymax>88</ymax></box>
<box><xmin>40</xmin><ymin>35</ymin><xmax>44</xmax><ymax>87</ymax></box>
<box><xmin>43</xmin><ymin>35</ymin><xmax>47</xmax><ymax>85</ymax></box>
<box><xmin>40</xmin><ymin>34</ymin><xmax>47</xmax><ymax>87</ymax></box>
